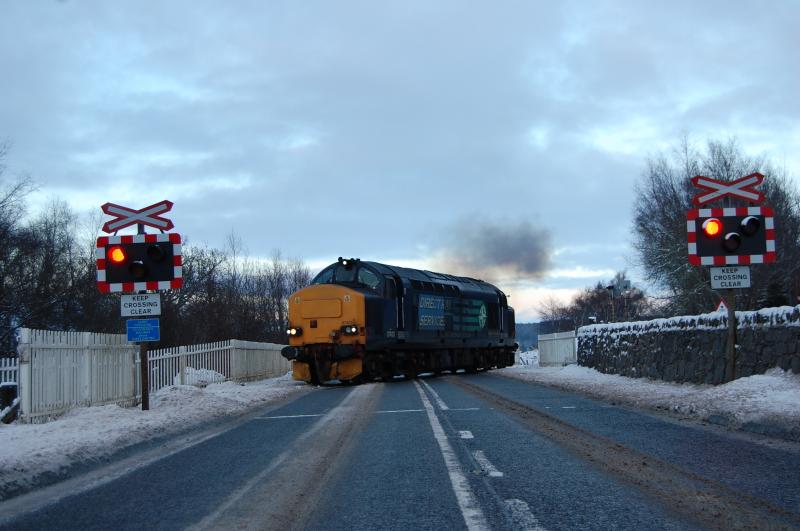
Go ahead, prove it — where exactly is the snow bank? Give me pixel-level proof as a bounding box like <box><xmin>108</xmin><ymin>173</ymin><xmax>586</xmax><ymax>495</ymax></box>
<box><xmin>0</xmin><ymin>373</ymin><xmax>304</xmax><ymax>499</ymax></box>
<box><xmin>501</xmin><ymin>365</ymin><xmax>800</xmax><ymax>439</ymax></box>
<box><xmin>516</xmin><ymin>349</ymin><xmax>540</xmax><ymax>367</ymax></box>
<box><xmin>579</xmin><ymin>304</ymin><xmax>800</xmax><ymax>337</ymax></box>
<box><xmin>172</xmin><ymin>367</ymin><xmax>227</xmax><ymax>387</ymax></box>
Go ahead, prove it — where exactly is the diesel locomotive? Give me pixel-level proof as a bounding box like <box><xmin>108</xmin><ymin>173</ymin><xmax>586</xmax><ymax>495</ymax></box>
<box><xmin>281</xmin><ymin>258</ymin><xmax>517</xmax><ymax>384</ymax></box>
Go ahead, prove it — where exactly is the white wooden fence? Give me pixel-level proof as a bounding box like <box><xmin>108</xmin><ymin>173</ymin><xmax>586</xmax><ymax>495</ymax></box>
<box><xmin>16</xmin><ymin>329</ymin><xmax>290</xmax><ymax>423</ymax></box>
<box><xmin>538</xmin><ymin>331</ymin><xmax>577</xmax><ymax>366</ymax></box>
<box><xmin>1</xmin><ymin>357</ymin><xmax>18</xmax><ymax>385</ymax></box>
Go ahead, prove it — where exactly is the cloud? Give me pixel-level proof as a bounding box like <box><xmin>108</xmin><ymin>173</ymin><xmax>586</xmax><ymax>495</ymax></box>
<box><xmin>1</xmin><ymin>0</ymin><xmax>798</xmax><ymax>302</ymax></box>
<box><xmin>433</xmin><ymin>218</ymin><xmax>553</xmax><ymax>282</ymax></box>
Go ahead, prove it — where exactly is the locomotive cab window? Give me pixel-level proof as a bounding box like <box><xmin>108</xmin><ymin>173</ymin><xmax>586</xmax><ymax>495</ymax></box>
<box><xmin>311</xmin><ymin>266</ymin><xmax>334</xmax><ymax>284</ymax></box>
<box><xmin>333</xmin><ymin>264</ymin><xmax>357</xmax><ymax>283</ymax></box>
<box><xmin>322</xmin><ymin>263</ymin><xmax>383</xmax><ymax>291</ymax></box>
<box><xmin>357</xmin><ymin>267</ymin><xmax>381</xmax><ymax>290</ymax></box>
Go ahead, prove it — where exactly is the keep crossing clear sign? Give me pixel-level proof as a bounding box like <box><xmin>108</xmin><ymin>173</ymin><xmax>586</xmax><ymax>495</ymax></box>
<box><xmin>121</xmin><ymin>293</ymin><xmax>161</xmax><ymax>317</ymax></box>
<box><xmin>710</xmin><ymin>266</ymin><xmax>751</xmax><ymax>289</ymax></box>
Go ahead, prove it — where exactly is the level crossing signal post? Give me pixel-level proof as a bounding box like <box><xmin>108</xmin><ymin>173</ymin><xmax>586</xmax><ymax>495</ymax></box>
<box><xmin>96</xmin><ymin>201</ymin><xmax>183</xmax><ymax>410</ymax></box>
<box><xmin>686</xmin><ymin>173</ymin><xmax>776</xmax><ymax>382</ymax></box>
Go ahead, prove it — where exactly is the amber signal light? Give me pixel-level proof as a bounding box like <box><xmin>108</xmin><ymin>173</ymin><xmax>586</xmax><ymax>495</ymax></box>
<box><xmin>702</xmin><ymin>218</ymin><xmax>722</xmax><ymax>237</ymax></box>
<box><xmin>108</xmin><ymin>246</ymin><xmax>127</xmax><ymax>264</ymax></box>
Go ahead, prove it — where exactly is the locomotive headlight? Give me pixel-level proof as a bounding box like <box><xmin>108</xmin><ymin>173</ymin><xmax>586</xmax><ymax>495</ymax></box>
<box><xmin>341</xmin><ymin>325</ymin><xmax>359</xmax><ymax>335</ymax></box>
<box><xmin>286</xmin><ymin>327</ymin><xmax>303</xmax><ymax>337</ymax></box>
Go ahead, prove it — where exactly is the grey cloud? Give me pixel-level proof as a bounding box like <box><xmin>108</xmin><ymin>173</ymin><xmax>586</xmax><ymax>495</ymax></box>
<box><xmin>0</xmin><ymin>0</ymin><xmax>798</xmax><ymax>277</ymax></box>
<box><xmin>433</xmin><ymin>219</ymin><xmax>552</xmax><ymax>282</ymax></box>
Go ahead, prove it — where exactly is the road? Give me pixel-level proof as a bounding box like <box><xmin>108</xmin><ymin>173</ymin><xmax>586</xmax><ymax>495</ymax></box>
<box><xmin>2</xmin><ymin>373</ymin><xmax>800</xmax><ymax>530</ymax></box>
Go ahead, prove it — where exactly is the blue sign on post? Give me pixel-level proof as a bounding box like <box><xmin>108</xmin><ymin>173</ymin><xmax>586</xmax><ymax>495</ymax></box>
<box><xmin>127</xmin><ymin>318</ymin><xmax>160</xmax><ymax>342</ymax></box>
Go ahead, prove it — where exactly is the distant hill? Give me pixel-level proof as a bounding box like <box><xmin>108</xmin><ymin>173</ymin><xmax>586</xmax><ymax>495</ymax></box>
<box><xmin>515</xmin><ymin>322</ymin><xmax>540</xmax><ymax>351</ymax></box>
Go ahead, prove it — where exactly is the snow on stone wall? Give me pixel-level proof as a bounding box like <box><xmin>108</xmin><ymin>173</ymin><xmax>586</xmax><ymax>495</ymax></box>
<box><xmin>577</xmin><ymin>305</ymin><xmax>800</xmax><ymax>384</ymax></box>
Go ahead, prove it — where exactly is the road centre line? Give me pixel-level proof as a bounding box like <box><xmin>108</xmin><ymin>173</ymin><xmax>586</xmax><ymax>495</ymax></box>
<box><xmin>413</xmin><ymin>380</ymin><xmax>489</xmax><ymax>531</ymax></box>
<box><xmin>472</xmin><ymin>450</ymin><xmax>504</xmax><ymax>477</ymax></box>
<box><xmin>420</xmin><ymin>379</ymin><xmax>450</xmax><ymax>410</ymax></box>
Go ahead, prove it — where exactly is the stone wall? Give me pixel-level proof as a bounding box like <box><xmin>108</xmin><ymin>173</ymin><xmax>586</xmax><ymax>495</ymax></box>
<box><xmin>577</xmin><ymin>306</ymin><xmax>800</xmax><ymax>384</ymax></box>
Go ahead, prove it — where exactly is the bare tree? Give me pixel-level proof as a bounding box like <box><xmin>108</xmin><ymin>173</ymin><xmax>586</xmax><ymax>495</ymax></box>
<box><xmin>536</xmin><ymin>295</ymin><xmax>571</xmax><ymax>323</ymax></box>
<box><xmin>539</xmin><ymin>272</ymin><xmax>654</xmax><ymax>327</ymax></box>
<box><xmin>0</xmin><ymin>145</ymin><xmax>312</xmax><ymax>348</ymax></box>
<box><xmin>632</xmin><ymin>136</ymin><xmax>800</xmax><ymax>315</ymax></box>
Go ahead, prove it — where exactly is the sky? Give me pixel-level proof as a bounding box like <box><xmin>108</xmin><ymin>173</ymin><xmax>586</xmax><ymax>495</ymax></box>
<box><xmin>1</xmin><ymin>1</ymin><xmax>798</xmax><ymax>321</ymax></box>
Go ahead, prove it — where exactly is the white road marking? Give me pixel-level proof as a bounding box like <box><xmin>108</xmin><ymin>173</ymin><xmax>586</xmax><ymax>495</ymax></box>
<box><xmin>472</xmin><ymin>450</ymin><xmax>504</xmax><ymax>477</ymax></box>
<box><xmin>420</xmin><ymin>379</ymin><xmax>450</xmax><ymax>410</ymax></box>
<box><xmin>504</xmin><ymin>499</ymin><xmax>548</xmax><ymax>531</ymax></box>
<box><xmin>255</xmin><ymin>413</ymin><xmax>323</xmax><ymax>420</ymax></box>
<box><xmin>562</xmin><ymin>406</ymin><xmax>577</xmax><ymax>409</ymax></box>
<box><xmin>459</xmin><ymin>430</ymin><xmax>474</xmax><ymax>439</ymax></box>
<box><xmin>376</xmin><ymin>409</ymin><xmax>424</xmax><ymax>414</ymax></box>
<box><xmin>450</xmin><ymin>407</ymin><xmax>480</xmax><ymax>411</ymax></box>
<box><xmin>414</xmin><ymin>381</ymin><xmax>489</xmax><ymax>531</ymax></box>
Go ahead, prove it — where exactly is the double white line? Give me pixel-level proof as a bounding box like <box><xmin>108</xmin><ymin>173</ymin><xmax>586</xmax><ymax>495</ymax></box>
<box><xmin>415</xmin><ymin>379</ymin><xmax>548</xmax><ymax>531</ymax></box>
<box><xmin>414</xmin><ymin>380</ymin><xmax>489</xmax><ymax>531</ymax></box>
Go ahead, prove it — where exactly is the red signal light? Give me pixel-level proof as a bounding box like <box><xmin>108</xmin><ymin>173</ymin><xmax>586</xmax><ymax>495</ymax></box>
<box><xmin>108</xmin><ymin>246</ymin><xmax>127</xmax><ymax>264</ymax></box>
<box><xmin>702</xmin><ymin>218</ymin><xmax>722</xmax><ymax>237</ymax></box>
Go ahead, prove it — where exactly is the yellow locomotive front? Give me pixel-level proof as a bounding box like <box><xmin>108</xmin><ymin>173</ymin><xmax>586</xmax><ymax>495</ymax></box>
<box><xmin>283</xmin><ymin>283</ymin><xmax>367</xmax><ymax>384</ymax></box>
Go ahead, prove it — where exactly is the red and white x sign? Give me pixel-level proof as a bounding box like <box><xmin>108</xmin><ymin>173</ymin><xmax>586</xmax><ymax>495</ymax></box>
<box><xmin>691</xmin><ymin>173</ymin><xmax>765</xmax><ymax>206</ymax></box>
<box><xmin>101</xmin><ymin>200</ymin><xmax>175</xmax><ymax>233</ymax></box>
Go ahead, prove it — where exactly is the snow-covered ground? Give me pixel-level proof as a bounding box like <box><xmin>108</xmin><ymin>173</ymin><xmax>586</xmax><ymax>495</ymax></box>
<box><xmin>0</xmin><ymin>373</ymin><xmax>304</xmax><ymax>499</ymax></box>
<box><xmin>502</xmin><ymin>358</ymin><xmax>800</xmax><ymax>439</ymax></box>
<box><xmin>516</xmin><ymin>349</ymin><xmax>540</xmax><ymax>366</ymax></box>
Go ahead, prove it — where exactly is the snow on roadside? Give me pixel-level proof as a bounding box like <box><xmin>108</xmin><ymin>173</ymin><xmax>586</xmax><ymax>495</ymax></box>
<box><xmin>172</xmin><ymin>366</ymin><xmax>226</xmax><ymax>387</ymax></box>
<box><xmin>0</xmin><ymin>373</ymin><xmax>305</xmax><ymax>499</ymax></box>
<box><xmin>516</xmin><ymin>349</ymin><xmax>539</xmax><ymax>367</ymax></box>
<box><xmin>501</xmin><ymin>364</ymin><xmax>800</xmax><ymax>436</ymax></box>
